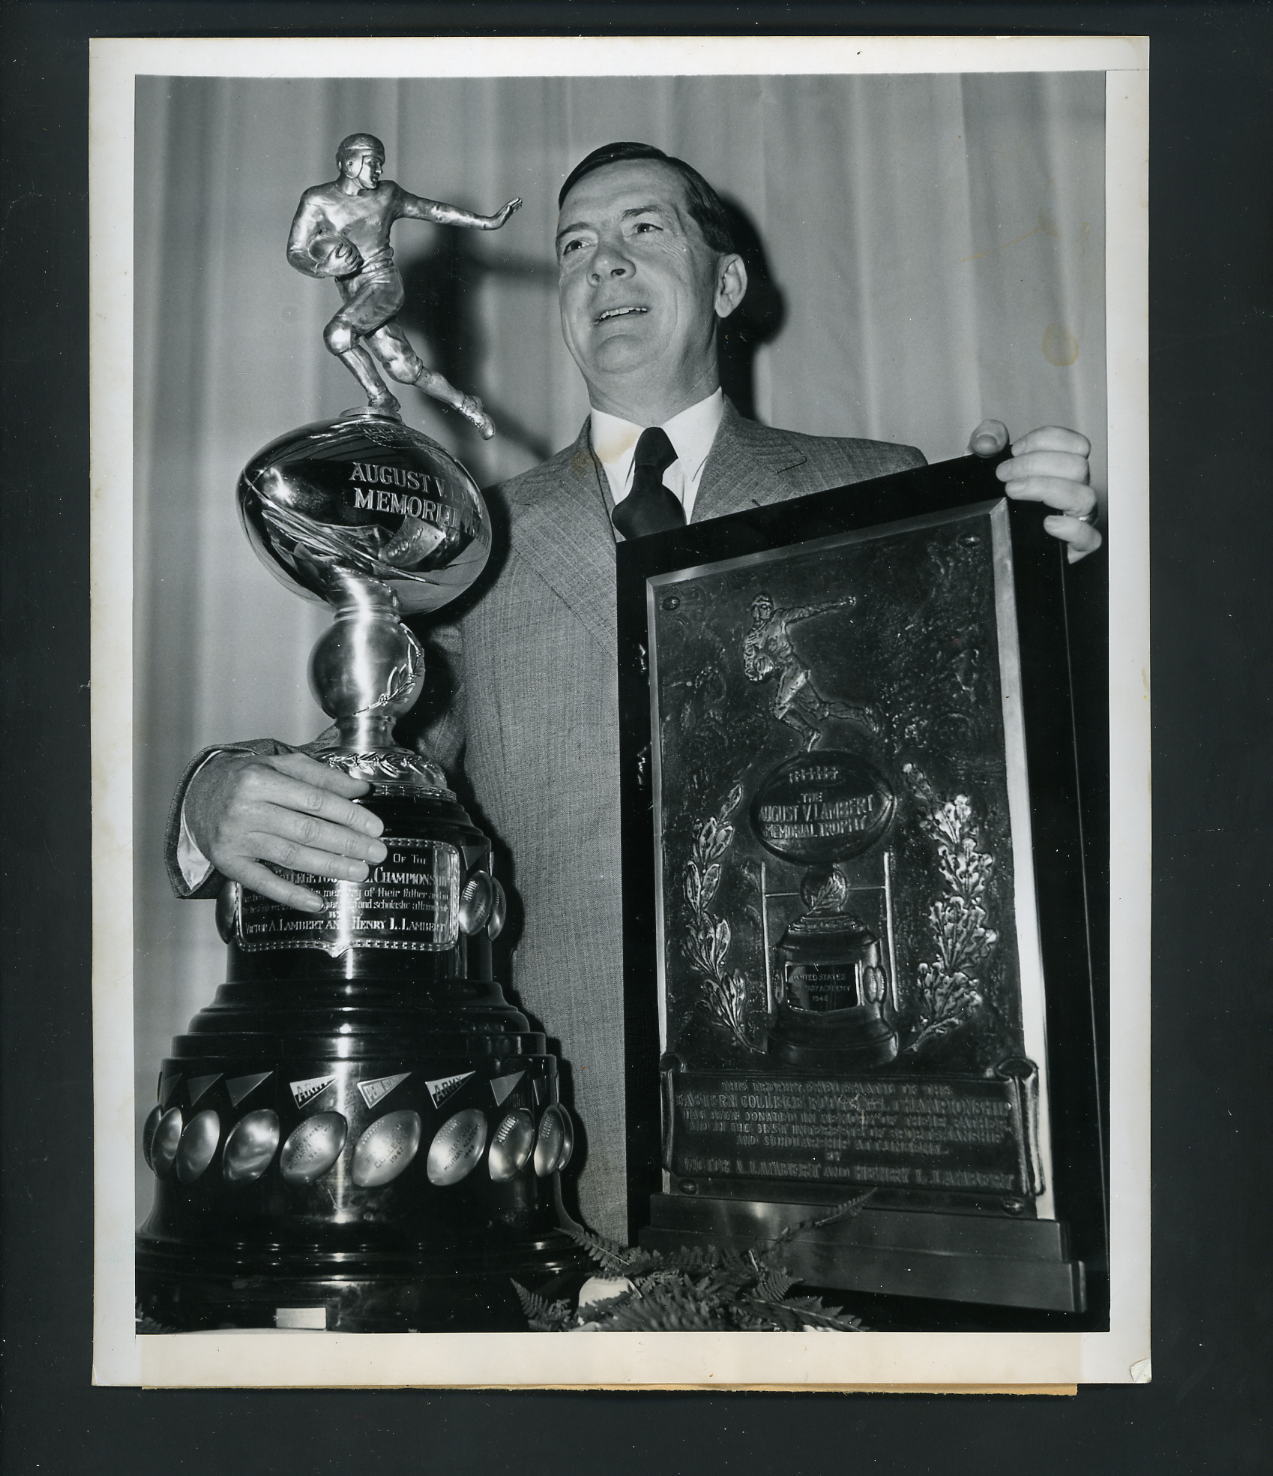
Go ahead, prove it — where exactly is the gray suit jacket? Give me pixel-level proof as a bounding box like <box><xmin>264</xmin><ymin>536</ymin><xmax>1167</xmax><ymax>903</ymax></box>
<box><xmin>456</xmin><ymin>402</ymin><xmax>923</xmax><ymax>1236</ymax></box>
<box><xmin>166</xmin><ymin>402</ymin><xmax>923</xmax><ymax>1238</ymax></box>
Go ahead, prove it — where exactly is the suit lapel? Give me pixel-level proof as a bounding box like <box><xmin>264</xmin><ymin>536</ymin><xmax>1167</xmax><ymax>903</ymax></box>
<box><xmin>506</xmin><ymin>422</ymin><xmax>618</xmax><ymax>649</ymax></box>
<box><xmin>503</xmin><ymin>404</ymin><xmax>814</xmax><ymax>649</ymax></box>
<box><xmin>692</xmin><ymin>401</ymin><xmax>809</xmax><ymax>523</ymax></box>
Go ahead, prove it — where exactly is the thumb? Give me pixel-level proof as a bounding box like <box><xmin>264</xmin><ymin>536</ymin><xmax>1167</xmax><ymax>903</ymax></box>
<box><xmin>969</xmin><ymin>418</ymin><xmax>1009</xmax><ymax>457</ymax></box>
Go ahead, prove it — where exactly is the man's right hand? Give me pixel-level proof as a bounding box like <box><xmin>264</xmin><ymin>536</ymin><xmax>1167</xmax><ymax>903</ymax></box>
<box><xmin>185</xmin><ymin>750</ymin><xmax>387</xmax><ymax>912</ymax></box>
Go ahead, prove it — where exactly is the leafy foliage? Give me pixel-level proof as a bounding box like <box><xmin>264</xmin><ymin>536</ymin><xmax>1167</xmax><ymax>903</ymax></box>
<box><xmin>682</xmin><ymin>783</ymin><xmax>765</xmax><ymax>1052</ymax></box>
<box><xmin>519</xmin><ymin>1197</ymin><xmax>871</xmax><ymax>1333</ymax></box>
<box><xmin>904</xmin><ymin>765</ymin><xmax>997</xmax><ymax>1054</ymax></box>
<box><xmin>512</xmin><ymin>1280</ymin><xmax>575</xmax><ymax>1332</ymax></box>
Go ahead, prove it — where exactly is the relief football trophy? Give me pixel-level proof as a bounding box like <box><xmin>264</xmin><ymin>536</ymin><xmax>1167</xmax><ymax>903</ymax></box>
<box><xmin>619</xmin><ymin>467</ymin><xmax>1105</xmax><ymax>1320</ymax></box>
<box><xmin>136</xmin><ymin>137</ymin><xmax>580</xmax><ymax>1333</ymax></box>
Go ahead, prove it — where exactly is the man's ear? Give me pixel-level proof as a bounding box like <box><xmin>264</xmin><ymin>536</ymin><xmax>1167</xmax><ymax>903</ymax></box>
<box><xmin>714</xmin><ymin>254</ymin><xmax>749</xmax><ymax>320</ymax></box>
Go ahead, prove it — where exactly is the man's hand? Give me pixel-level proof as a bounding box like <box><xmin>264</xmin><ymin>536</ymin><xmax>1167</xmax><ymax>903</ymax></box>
<box><xmin>969</xmin><ymin>420</ymin><xmax>1101</xmax><ymax>563</ymax></box>
<box><xmin>185</xmin><ymin>750</ymin><xmax>387</xmax><ymax>912</ymax></box>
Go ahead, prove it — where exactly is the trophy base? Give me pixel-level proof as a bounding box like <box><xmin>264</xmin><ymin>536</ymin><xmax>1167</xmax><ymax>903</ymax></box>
<box><xmin>642</xmin><ymin>1191</ymin><xmax>1086</xmax><ymax>1315</ymax></box>
<box><xmin>767</xmin><ymin>1006</ymin><xmax>899</xmax><ymax>1070</ymax></box>
<box><xmin>136</xmin><ymin>1008</ymin><xmax>586</xmax><ymax>1332</ymax></box>
<box><xmin>138</xmin><ymin>774</ymin><xmax>591</xmax><ymax>1332</ymax></box>
<box><xmin>136</xmin><ymin>1232</ymin><xmax>583</xmax><ymax>1333</ymax></box>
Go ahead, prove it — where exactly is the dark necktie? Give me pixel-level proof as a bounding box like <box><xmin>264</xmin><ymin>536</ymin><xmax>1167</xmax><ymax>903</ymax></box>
<box><xmin>611</xmin><ymin>426</ymin><xmax>685</xmax><ymax>539</ymax></box>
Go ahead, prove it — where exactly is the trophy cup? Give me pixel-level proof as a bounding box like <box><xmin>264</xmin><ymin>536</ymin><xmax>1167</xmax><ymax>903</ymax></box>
<box><xmin>752</xmin><ymin>748</ymin><xmax>901</xmax><ymax>1071</ymax></box>
<box><xmin>136</xmin><ymin>139</ymin><xmax>580</xmax><ymax>1333</ymax></box>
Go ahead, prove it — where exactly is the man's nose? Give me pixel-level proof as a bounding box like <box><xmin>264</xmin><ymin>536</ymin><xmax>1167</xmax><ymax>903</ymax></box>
<box><xmin>588</xmin><ymin>237</ymin><xmax>634</xmax><ymax>283</ymax></box>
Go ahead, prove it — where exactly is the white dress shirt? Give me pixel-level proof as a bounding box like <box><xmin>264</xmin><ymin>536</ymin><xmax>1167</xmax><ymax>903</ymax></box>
<box><xmin>175</xmin><ymin>750</ymin><xmax>230</xmax><ymax>892</ymax></box>
<box><xmin>590</xmin><ymin>388</ymin><xmax>725</xmax><ymax>526</ymax></box>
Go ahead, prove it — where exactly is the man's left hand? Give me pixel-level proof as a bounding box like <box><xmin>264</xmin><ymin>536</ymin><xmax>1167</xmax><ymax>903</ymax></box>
<box><xmin>969</xmin><ymin>419</ymin><xmax>1101</xmax><ymax>563</ymax></box>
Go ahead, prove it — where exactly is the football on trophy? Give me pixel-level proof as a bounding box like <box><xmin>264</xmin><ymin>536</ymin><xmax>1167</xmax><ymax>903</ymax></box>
<box><xmin>237</xmin><ymin>412</ymin><xmax>492</xmax><ymax>616</ymax></box>
<box><xmin>312</xmin><ymin>232</ymin><xmax>362</xmax><ymax>276</ymax></box>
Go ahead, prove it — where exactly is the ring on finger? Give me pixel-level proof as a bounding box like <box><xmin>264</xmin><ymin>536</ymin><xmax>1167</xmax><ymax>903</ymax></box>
<box><xmin>1075</xmin><ymin>505</ymin><xmax>1099</xmax><ymax>526</ymax></box>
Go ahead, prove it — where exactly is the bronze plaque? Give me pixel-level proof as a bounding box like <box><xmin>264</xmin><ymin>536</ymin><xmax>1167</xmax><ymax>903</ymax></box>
<box><xmin>617</xmin><ymin>454</ymin><xmax>1105</xmax><ymax>1324</ymax></box>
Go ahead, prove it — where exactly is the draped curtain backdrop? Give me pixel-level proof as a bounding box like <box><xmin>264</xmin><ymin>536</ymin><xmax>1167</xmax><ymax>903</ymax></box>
<box><xmin>132</xmin><ymin>71</ymin><xmax>1105</xmax><ymax>1215</ymax></box>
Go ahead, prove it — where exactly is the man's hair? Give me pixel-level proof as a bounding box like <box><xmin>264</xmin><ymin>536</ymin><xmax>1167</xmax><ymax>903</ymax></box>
<box><xmin>557</xmin><ymin>142</ymin><xmax>736</xmax><ymax>254</ymax></box>
<box><xmin>336</xmin><ymin>133</ymin><xmax>386</xmax><ymax>168</ymax></box>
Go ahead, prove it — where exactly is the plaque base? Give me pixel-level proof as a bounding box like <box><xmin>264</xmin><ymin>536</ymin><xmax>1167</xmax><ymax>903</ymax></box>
<box><xmin>642</xmin><ymin>1191</ymin><xmax>1085</xmax><ymax>1313</ymax></box>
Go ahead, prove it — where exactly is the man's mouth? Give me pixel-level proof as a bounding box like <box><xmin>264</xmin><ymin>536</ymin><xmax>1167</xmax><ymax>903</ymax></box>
<box><xmin>594</xmin><ymin>305</ymin><xmax>649</xmax><ymax>324</ymax></box>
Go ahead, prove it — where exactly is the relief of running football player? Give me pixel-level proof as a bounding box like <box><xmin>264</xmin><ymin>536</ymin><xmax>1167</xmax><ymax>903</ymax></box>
<box><xmin>741</xmin><ymin>592</ymin><xmax>880</xmax><ymax>750</ymax></box>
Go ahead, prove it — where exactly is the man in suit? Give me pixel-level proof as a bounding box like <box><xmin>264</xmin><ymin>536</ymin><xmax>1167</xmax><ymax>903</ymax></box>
<box><xmin>174</xmin><ymin>142</ymin><xmax>1100</xmax><ymax>1238</ymax></box>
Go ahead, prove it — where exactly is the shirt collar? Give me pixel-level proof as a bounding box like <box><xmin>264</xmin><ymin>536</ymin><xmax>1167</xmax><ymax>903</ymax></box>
<box><xmin>589</xmin><ymin>388</ymin><xmax>725</xmax><ymax>488</ymax></box>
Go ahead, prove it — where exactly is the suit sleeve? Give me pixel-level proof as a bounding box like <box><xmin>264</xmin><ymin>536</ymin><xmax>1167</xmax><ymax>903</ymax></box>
<box><xmin>164</xmin><ymin>738</ymin><xmax>293</xmax><ymax>900</ymax></box>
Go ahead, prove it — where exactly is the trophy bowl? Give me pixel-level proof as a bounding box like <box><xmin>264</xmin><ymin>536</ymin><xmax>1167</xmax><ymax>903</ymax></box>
<box><xmin>237</xmin><ymin>412</ymin><xmax>491</xmax><ymax>614</ymax></box>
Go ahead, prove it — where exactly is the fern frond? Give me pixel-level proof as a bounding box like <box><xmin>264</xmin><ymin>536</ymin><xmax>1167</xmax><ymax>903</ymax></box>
<box><xmin>512</xmin><ymin>1280</ymin><xmax>574</xmax><ymax>1332</ymax></box>
<box><xmin>565</xmin><ymin>1221</ymin><xmax>644</xmax><ymax>1276</ymax></box>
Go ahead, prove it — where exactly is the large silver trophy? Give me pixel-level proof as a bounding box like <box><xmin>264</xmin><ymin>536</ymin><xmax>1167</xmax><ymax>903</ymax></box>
<box><xmin>136</xmin><ymin>136</ymin><xmax>580</xmax><ymax>1333</ymax></box>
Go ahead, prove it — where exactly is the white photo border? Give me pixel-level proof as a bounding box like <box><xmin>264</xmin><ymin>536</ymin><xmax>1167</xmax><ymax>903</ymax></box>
<box><xmin>90</xmin><ymin>32</ymin><xmax>1149</xmax><ymax>1389</ymax></box>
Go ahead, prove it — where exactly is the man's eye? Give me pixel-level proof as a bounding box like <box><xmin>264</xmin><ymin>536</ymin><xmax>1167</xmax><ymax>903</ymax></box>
<box><xmin>632</xmin><ymin>221</ymin><xmax>661</xmax><ymax>235</ymax></box>
<box><xmin>560</xmin><ymin>238</ymin><xmax>585</xmax><ymax>257</ymax></box>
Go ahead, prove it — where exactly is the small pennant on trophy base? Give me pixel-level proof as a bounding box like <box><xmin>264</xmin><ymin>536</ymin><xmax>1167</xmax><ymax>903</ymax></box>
<box><xmin>425</xmin><ymin>1072</ymin><xmax>473</xmax><ymax>1111</ymax></box>
<box><xmin>357</xmin><ymin>1072</ymin><xmax>411</xmax><ymax>1110</ymax></box>
<box><xmin>226</xmin><ymin>1070</ymin><xmax>273</xmax><ymax>1107</ymax></box>
<box><xmin>490</xmin><ymin>1071</ymin><xmax>525</xmax><ymax>1107</ymax></box>
<box><xmin>290</xmin><ymin>1074</ymin><xmax>337</xmax><ymax>1109</ymax></box>
<box><xmin>187</xmin><ymin>1073</ymin><xmax>222</xmax><ymax>1107</ymax></box>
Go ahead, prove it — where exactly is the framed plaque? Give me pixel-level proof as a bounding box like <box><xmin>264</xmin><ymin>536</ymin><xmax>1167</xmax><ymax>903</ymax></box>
<box><xmin>617</xmin><ymin>453</ymin><xmax>1108</xmax><ymax>1330</ymax></box>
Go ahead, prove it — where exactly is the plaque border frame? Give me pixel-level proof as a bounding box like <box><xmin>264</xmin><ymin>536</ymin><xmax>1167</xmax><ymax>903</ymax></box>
<box><xmin>615</xmin><ymin>451</ymin><xmax>1109</xmax><ymax>1331</ymax></box>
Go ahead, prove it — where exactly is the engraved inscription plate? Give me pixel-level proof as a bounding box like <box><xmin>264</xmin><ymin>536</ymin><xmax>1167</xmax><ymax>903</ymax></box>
<box><xmin>279</xmin><ymin>1112</ymin><xmax>348</xmax><ymax>1185</ymax></box>
<box><xmin>351</xmin><ymin>1110</ymin><xmax>423</xmax><ymax>1188</ymax></box>
<box><xmin>533</xmin><ymin>1104</ymin><xmax>574</xmax><ymax>1178</ymax></box>
<box><xmin>785</xmin><ymin>961</ymin><xmax>857</xmax><ymax>1012</ymax></box>
<box><xmin>238</xmin><ymin>838</ymin><xmax>462</xmax><ymax>955</ymax></box>
<box><xmin>669</xmin><ymin>1070</ymin><xmax>1028</xmax><ymax>1195</ymax></box>
<box><xmin>426</xmin><ymin>1108</ymin><xmax>488</xmax><ymax>1186</ymax></box>
<box><xmin>488</xmin><ymin>1109</ymin><xmax>536</xmax><ymax>1181</ymax></box>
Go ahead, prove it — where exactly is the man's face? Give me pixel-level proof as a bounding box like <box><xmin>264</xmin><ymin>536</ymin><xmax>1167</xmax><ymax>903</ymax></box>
<box><xmin>555</xmin><ymin>159</ymin><xmax>743</xmax><ymax>418</ymax></box>
<box><xmin>343</xmin><ymin>148</ymin><xmax>384</xmax><ymax>190</ymax></box>
<box><xmin>752</xmin><ymin>598</ymin><xmax>773</xmax><ymax>625</ymax></box>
